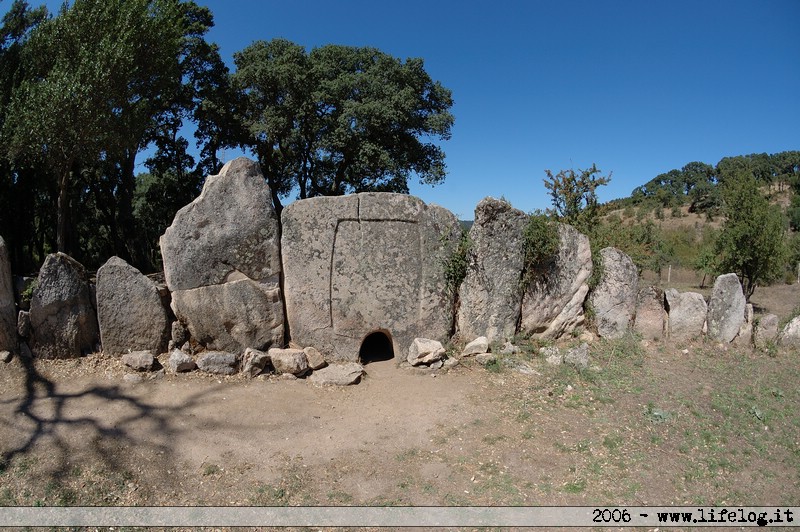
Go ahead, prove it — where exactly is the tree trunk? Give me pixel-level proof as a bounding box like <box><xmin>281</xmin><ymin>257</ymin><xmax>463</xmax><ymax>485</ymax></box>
<box><xmin>56</xmin><ymin>168</ymin><xmax>69</xmax><ymax>253</ymax></box>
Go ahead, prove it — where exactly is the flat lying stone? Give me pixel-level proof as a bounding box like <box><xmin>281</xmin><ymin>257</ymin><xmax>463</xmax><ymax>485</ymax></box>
<box><xmin>309</xmin><ymin>363</ymin><xmax>364</xmax><ymax>386</ymax></box>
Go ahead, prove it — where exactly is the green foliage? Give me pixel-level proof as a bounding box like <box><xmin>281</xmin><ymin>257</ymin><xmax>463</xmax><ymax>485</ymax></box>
<box><xmin>229</xmin><ymin>38</ymin><xmax>454</xmax><ymax>211</ymax></box>
<box><xmin>543</xmin><ymin>164</ymin><xmax>611</xmax><ymax>233</ymax></box>
<box><xmin>591</xmin><ymin>217</ymin><xmax>671</xmax><ymax>275</ymax></box>
<box><xmin>715</xmin><ymin>171</ymin><xmax>788</xmax><ymax>299</ymax></box>
<box><xmin>521</xmin><ymin>211</ymin><xmax>559</xmax><ymax>286</ymax></box>
<box><xmin>441</xmin><ymin>229</ymin><xmax>471</xmax><ymax>296</ymax></box>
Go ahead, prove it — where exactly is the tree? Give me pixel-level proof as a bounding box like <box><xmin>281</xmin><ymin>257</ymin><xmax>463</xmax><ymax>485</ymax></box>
<box><xmin>2</xmin><ymin>0</ymin><xmax>215</xmax><ymax>262</ymax></box>
<box><xmin>228</xmin><ymin>39</ymin><xmax>455</xmax><ymax>212</ymax></box>
<box><xmin>543</xmin><ymin>164</ymin><xmax>611</xmax><ymax>233</ymax></box>
<box><xmin>715</xmin><ymin>170</ymin><xmax>788</xmax><ymax>299</ymax></box>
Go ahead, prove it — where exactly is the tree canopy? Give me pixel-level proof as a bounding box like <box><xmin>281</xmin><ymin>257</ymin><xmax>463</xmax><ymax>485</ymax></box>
<box><xmin>228</xmin><ymin>38</ymin><xmax>454</xmax><ymax>211</ymax></box>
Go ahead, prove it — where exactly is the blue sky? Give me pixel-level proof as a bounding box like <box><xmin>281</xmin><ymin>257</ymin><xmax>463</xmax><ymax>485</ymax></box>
<box><xmin>4</xmin><ymin>0</ymin><xmax>799</xmax><ymax>219</ymax></box>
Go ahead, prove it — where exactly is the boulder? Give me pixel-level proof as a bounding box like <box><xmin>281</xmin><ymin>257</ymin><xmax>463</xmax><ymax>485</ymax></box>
<box><xmin>196</xmin><ymin>351</ymin><xmax>239</xmax><ymax>375</ymax></box>
<box><xmin>754</xmin><ymin>314</ymin><xmax>779</xmax><ymax>350</ymax></box>
<box><xmin>122</xmin><ymin>351</ymin><xmax>155</xmax><ymax>372</ymax></box>
<box><xmin>633</xmin><ymin>286</ymin><xmax>666</xmax><ymax>340</ymax></box>
<box><xmin>303</xmin><ymin>346</ymin><xmax>327</xmax><ymax>370</ymax></box>
<box><xmin>161</xmin><ymin>159</ymin><xmax>286</xmax><ymax>355</ymax></box>
<box><xmin>462</xmin><ymin>336</ymin><xmax>489</xmax><ymax>356</ymax></box>
<box><xmin>281</xmin><ymin>192</ymin><xmax>460</xmax><ymax>361</ymax></box>
<box><xmin>241</xmin><ymin>347</ymin><xmax>270</xmax><ymax>378</ymax></box>
<box><xmin>779</xmin><ymin>316</ymin><xmax>800</xmax><ymax>348</ymax></box>
<box><xmin>0</xmin><ymin>236</ymin><xmax>16</xmax><ymax>354</ymax></box>
<box><xmin>171</xmin><ymin>279</ymin><xmax>284</xmax><ymax>354</ymax></box>
<box><xmin>520</xmin><ymin>223</ymin><xmax>592</xmax><ymax>339</ymax></box>
<box><xmin>168</xmin><ymin>349</ymin><xmax>196</xmax><ymax>373</ymax></box>
<box><xmin>160</xmin><ymin>158</ymin><xmax>282</xmax><ymax>292</ymax></box>
<box><xmin>499</xmin><ymin>341</ymin><xmax>520</xmax><ymax>355</ymax></box>
<box><xmin>665</xmin><ymin>289</ymin><xmax>707</xmax><ymax>343</ymax></box>
<box><xmin>540</xmin><ymin>346</ymin><xmax>562</xmax><ymax>365</ymax></box>
<box><xmin>309</xmin><ymin>363</ymin><xmax>364</xmax><ymax>386</ymax></box>
<box><xmin>706</xmin><ymin>273</ymin><xmax>746</xmax><ymax>343</ymax></box>
<box><xmin>96</xmin><ymin>257</ymin><xmax>169</xmax><ymax>356</ymax></box>
<box><xmin>407</xmin><ymin>338</ymin><xmax>446</xmax><ymax>366</ymax></box>
<box><xmin>268</xmin><ymin>347</ymin><xmax>308</xmax><ymax>376</ymax></box>
<box><xmin>29</xmin><ymin>253</ymin><xmax>99</xmax><ymax>359</ymax></box>
<box><xmin>588</xmin><ymin>247</ymin><xmax>638</xmax><ymax>339</ymax></box>
<box><xmin>457</xmin><ymin>198</ymin><xmax>528</xmax><ymax>343</ymax></box>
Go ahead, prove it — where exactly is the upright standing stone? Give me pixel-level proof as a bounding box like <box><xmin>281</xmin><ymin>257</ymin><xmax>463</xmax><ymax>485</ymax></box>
<box><xmin>754</xmin><ymin>313</ymin><xmax>779</xmax><ymax>349</ymax></box>
<box><xmin>0</xmin><ymin>237</ymin><xmax>16</xmax><ymax>355</ymax></box>
<box><xmin>457</xmin><ymin>198</ymin><xmax>528</xmax><ymax>343</ymax></box>
<box><xmin>29</xmin><ymin>253</ymin><xmax>99</xmax><ymax>359</ymax></box>
<box><xmin>282</xmin><ymin>192</ymin><xmax>460</xmax><ymax>362</ymax></box>
<box><xmin>633</xmin><ymin>285</ymin><xmax>666</xmax><ymax>340</ymax></box>
<box><xmin>665</xmin><ymin>289</ymin><xmax>707</xmax><ymax>343</ymax></box>
<box><xmin>519</xmin><ymin>223</ymin><xmax>592</xmax><ymax>339</ymax></box>
<box><xmin>779</xmin><ymin>316</ymin><xmax>800</xmax><ymax>348</ymax></box>
<box><xmin>588</xmin><ymin>247</ymin><xmax>638</xmax><ymax>339</ymax></box>
<box><xmin>160</xmin><ymin>158</ymin><xmax>285</xmax><ymax>353</ymax></box>
<box><xmin>96</xmin><ymin>256</ymin><xmax>169</xmax><ymax>356</ymax></box>
<box><xmin>706</xmin><ymin>273</ymin><xmax>746</xmax><ymax>343</ymax></box>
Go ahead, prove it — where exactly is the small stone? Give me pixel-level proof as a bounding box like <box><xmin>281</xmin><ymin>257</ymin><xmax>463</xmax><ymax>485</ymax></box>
<box><xmin>0</xmin><ymin>351</ymin><xmax>12</xmax><ymax>363</ymax></box>
<box><xmin>541</xmin><ymin>346</ymin><xmax>562</xmax><ymax>365</ymax></box>
<box><xmin>196</xmin><ymin>351</ymin><xmax>238</xmax><ymax>375</ymax></box>
<box><xmin>241</xmin><ymin>347</ymin><xmax>270</xmax><ymax>377</ymax></box>
<box><xmin>268</xmin><ymin>348</ymin><xmax>309</xmax><ymax>375</ymax></box>
<box><xmin>309</xmin><ymin>363</ymin><xmax>364</xmax><ymax>386</ymax></box>
<box><xmin>169</xmin><ymin>349</ymin><xmax>196</xmax><ymax>373</ymax></box>
<box><xmin>148</xmin><ymin>369</ymin><xmax>165</xmax><ymax>381</ymax></box>
<box><xmin>499</xmin><ymin>341</ymin><xmax>520</xmax><ymax>355</ymax></box>
<box><xmin>462</xmin><ymin>336</ymin><xmax>489</xmax><ymax>356</ymax></box>
<box><xmin>17</xmin><ymin>310</ymin><xmax>31</xmax><ymax>338</ymax></box>
<box><xmin>429</xmin><ymin>359</ymin><xmax>444</xmax><ymax>369</ymax></box>
<box><xmin>279</xmin><ymin>373</ymin><xmax>298</xmax><ymax>381</ymax></box>
<box><xmin>475</xmin><ymin>353</ymin><xmax>497</xmax><ymax>366</ymax></box>
<box><xmin>407</xmin><ymin>338</ymin><xmax>446</xmax><ymax>366</ymax></box>
<box><xmin>122</xmin><ymin>351</ymin><xmax>155</xmax><ymax>371</ymax></box>
<box><xmin>123</xmin><ymin>374</ymin><xmax>143</xmax><ymax>384</ymax></box>
<box><xmin>303</xmin><ymin>346</ymin><xmax>327</xmax><ymax>370</ymax></box>
<box><xmin>443</xmin><ymin>357</ymin><xmax>460</xmax><ymax>369</ymax></box>
<box><xmin>564</xmin><ymin>343</ymin><xmax>590</xmax><ymax>369</ymax></box>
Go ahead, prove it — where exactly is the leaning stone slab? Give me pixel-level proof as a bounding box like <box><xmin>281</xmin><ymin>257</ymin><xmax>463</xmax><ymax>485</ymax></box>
<box><xmin>754</xmin><ymin>314</ymin><xmax>779</xmax><ymax>350</ymax></box>
<box><xmin>97</xmin><ymin>257</ymin><xmax>169</xmax><ymax>356</ymax></box>
<box><xmin>160</xmin><ymin>158</ymin><xmax>282</xmax><ymax>292</ymax></box>
<box><xmin>17</xmin><ymin>310</ymin><xmax>30</xmax><ymax>338</ymax></box>
<box><xmin>171</xmin><ymin>279</ymin><xmax>284</xmax><ymax>354</ymax></box>
<box><xmin>282</xmin><ymin>192</ymin><xmax>460</xmax><ymax>362</ymax></box>
<box><xmin>457</xmin><ymin>198</ymin><xmax>528</xmax><ymax>343</ymax></box>
<box><xmin>122</xmin><ymin>351</ymin><xmax>155</xmax><ymax>372</ymax></box>
<box><xmin>309</xmin><ymin>363</ymin><xmax>364</xmax><ymax>386</ymax></box>
<box><xmin>665</xmin><ymin>289</ymin><xmax>707</xmax><ymax>343</ymax></box>
<box><xmin>706</xmin><ymin>273</ymin><xmax>746</xmax><ymax>343</ymax></box>
<box><xmin>29</xmin><ymin>253</ymin><xmax>99</xmax><ymax>359</ymax></box>
<box><xmin>196</xmin><ymin>351</ymin><xmax>238</xmax><ymax>375</ymax></box>
<box><xmin>779</xmin><ymin>316</ymin><xmax>800</xmax><ymax>348</ymax></box>
<box><xmin>462</xmin><ymin>336</ymin><xmax>489</xmax><ymax>356</ymax></box>
<box><xmin>520</xmin><ymin>223</ymin><xmax>592</xmax><ymax>340</ymax></box>
<box><xmin>407</xmin><ymin>338</ymin><xmax>446</xmax><ymax>366</ymax></box>
<box><xmin>0</xmin><ymin>236</ymin><xmax>17</xmax><ymax>354</ymax></box>
<box><xmin>589</xmin><ymin>247</ymin><xmax>638</xmax><ymax>339</ymax></box>
<box><xmin>633</xmin><ymin>285</ymin><xmax>666</xmax><ymax>340</ymax></box>
<box><xmin>268</xmin><ymin>348</ymin><xmax>308</xmax><ymax>376</ymax></box>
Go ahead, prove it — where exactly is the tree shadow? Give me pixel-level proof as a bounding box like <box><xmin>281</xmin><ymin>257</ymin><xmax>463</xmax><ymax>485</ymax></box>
<box><xmin>0</xmin><ymin>354</ymin><xmax>223</xmax><ymax>503</ymax></box>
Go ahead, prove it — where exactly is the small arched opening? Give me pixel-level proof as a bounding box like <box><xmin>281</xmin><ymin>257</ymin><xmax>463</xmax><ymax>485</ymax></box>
<box><xmin>358</xmin><ymin>330</ymin><xmax>394</xmax><ymax>364</ymax></box>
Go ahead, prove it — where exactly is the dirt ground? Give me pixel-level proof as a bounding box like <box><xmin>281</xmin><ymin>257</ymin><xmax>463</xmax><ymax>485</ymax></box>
<box><xmin>1</xmin><ymin>276</ymin><xmax>798</xmax><ymax>529</ymax></box>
